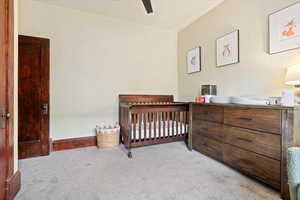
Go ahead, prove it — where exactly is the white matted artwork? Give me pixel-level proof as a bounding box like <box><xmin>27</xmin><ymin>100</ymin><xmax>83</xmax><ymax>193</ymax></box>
<box><xmin>216</xmin><ymin>30</ymin><xmax>239</xmax><ymax>67</ymax></box>
<box><xmin>269</xmin><ymin>2</ymin><xmax>300</xmax><ymax>54</ymax></box>
<box><xmin>187</xmin><ymin>47</ymin><xmax>201</xmax><ymax>74</ymax></box>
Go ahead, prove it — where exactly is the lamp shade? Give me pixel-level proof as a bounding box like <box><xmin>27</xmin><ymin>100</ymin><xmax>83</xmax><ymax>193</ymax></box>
<box><xmin>285</xmin><ymin>64</ymin><xmax>300</xmax><ymax>86</ymax></box>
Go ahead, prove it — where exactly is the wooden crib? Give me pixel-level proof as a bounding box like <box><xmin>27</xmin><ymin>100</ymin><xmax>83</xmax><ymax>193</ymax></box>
<box><xmin>119</xmin><ymin>95</ymin><xmax>189</xmax><ymax>158</ymax></box>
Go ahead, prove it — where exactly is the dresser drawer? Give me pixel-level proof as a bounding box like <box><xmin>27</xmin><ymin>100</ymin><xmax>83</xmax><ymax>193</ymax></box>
<box><xmin>223</xmin><ymin>126</ymin><xmax>281</xmax><ymax>160</ymax></box>
<box><xmin>224</xmin><ymin>107</ymin><xmax>281</xmax><ymax>134</ymax></box>
<box><xmin>192</xmin><ymin>120</ymin><xmax>223</xmax><ymax>142</ymax></box>
<box><xmin>193</xmin><ymin>105</ymin><xmax>223</xmax><ymax>123</ymax></box>
<box><xmin>193</xmin><ymin>134</ymin><xmax>223</xmax><ymax>161</ymax></box>
<box><xmin>223</xmin><ymin>144</ymin><xmax>280</xmax><ymax>189</ymax></box>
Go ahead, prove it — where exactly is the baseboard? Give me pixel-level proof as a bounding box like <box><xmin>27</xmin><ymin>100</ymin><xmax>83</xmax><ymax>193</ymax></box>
<box><xmin>52</xmin><ymin>136</ymin><xmax>97</xmax><ymax>151</ymax></box>
<box><xmin>5</xmin><ymin>170</ymin><xmax>21</xmax><ymax>200</ymax></box>
<box><xmin>49</xmin><ymin>138</ymin><xmax>53</xmax><ymax>152</ymax></box>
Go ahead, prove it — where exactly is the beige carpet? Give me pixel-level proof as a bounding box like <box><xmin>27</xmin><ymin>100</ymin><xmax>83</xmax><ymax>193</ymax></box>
<box><xmin>16</xmin><ymin>142</ymin><xmax>280</xmax><ymax>200</ymax></box>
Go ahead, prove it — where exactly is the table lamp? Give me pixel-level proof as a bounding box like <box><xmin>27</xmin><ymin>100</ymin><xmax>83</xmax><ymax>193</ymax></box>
<box><xmin>285</xmin><ymin>64</ymin><xmax>300</xmax><ymax>105</ymax></box>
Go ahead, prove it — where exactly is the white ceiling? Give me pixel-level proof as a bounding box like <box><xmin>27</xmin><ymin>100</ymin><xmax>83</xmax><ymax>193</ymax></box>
<box><xmin>33</xmin><ymin>0</ymin><xmax>224</xmax><ymax>31</ymax></box>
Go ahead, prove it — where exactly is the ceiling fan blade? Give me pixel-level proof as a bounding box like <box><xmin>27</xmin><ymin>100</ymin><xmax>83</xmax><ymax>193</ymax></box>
<box><xmin>142</xmin><ymin>0</ymin><xmax>153</xmax><ymax>14</ymax></box>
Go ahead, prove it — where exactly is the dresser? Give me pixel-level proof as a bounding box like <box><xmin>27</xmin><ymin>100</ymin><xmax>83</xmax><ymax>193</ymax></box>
<box><xmin>188</xmin><ymin>103</ymin><xmax>300</xmax><ymax>200</ymax></box>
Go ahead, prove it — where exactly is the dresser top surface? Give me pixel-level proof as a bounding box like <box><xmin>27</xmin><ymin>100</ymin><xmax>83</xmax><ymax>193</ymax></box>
<box><xmin>191</xmin><ymin>102</ymin><xmax>300</xmax><ymax>110</ymax></box>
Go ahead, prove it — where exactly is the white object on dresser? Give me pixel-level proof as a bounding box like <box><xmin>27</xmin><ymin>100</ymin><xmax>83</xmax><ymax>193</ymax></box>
<box><xmin>203</xmin><ymin>95</ymin><xmax>215</xmax><ymax>103</ymax></box>
<box><xmin>282</xmin><ymin>90</ymin><xmax>295</xmax><ymax>106</ymax></box>
<box><xmin>231</xmin><ymin>97</ymin><xmax>267</xmax><ymax>105</ymax></box>
<box><xmin>210</xmin><ymin>96</ymin><xmax>232</xmax><ymax>104</ymax></box>
<box><xmin>285</xmin><ymin>64</ymin><xmax>300</xmax><ymax>106</ymax></box>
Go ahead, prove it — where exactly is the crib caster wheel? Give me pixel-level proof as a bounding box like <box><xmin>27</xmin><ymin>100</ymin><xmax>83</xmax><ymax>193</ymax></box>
<box><xmin>128</xmin><ymin>152</ymin><xmax>132</xmax><ymax>159</ymax></box>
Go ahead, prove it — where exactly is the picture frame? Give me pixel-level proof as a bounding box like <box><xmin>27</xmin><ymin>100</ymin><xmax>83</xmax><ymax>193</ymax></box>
<box><xmin>216</xmin><ymin>30</ymin><xmax>240</xmax><ymax>67</ymax></box>
<box><xmin>187</xmin><ymin>47</ymin><xmax>201</xmax><ymax>74</ymax></box>
<box><xmin>269</xmin><ymin>2</ymin><xmax>300</xmax><ymax>54</ymax></box>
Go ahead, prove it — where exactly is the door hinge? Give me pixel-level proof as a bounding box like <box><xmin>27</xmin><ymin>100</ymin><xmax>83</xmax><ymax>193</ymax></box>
<box><xmin>42</xmin><ymin>104</ymin><xmax>48</xmax><ymax>115</ymax></box>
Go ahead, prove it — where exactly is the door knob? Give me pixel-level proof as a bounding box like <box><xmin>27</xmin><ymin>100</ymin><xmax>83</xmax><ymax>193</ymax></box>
<box><xmin>1</xmin><ymin>113</ymin><xmax>10</xmax><ymax>119</ymax></box>
<box><xmin>0</xmin><ymin>111</ymin><xmax>10</xmax><ymax>129</ymax></box>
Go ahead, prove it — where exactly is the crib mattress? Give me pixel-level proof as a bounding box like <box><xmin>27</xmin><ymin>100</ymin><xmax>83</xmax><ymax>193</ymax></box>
<box><xmin>131</xmin><ymin>121</ymin><xmax>188</xmax><ymax>140</ymax></box>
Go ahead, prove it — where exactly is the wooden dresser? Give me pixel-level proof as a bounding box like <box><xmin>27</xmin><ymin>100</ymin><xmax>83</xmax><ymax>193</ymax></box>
<box><xmin>189</xmin><ymin>103</ymin><xmax>300</xmax><ymax>200</ymax></box>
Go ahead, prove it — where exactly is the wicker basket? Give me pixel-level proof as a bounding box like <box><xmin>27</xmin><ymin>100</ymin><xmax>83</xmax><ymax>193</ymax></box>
<box><xmin>96</xmin><ymin>125</ymin><xmax>120</xmax><ymax>151</ymax></box>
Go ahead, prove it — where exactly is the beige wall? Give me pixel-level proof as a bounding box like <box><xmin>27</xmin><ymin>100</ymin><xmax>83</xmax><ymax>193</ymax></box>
<box><xmin>19</xmin><ymin>0</ymin><xmax>178</xmax><ymax>140</ymax></box>
<box><xmin>14</xmin><ymin>0</ymin><xmax>18</xmax><ymax>172</ymax></box>
<box><xmin>18</xmin><ymin>0</ymin><xmax>300</xmax><ymax>144</ymax></box>
<box><xmin>178</xmin><ymin>0</ymin><xmax>300</xmax><ymax>101</ymax></box>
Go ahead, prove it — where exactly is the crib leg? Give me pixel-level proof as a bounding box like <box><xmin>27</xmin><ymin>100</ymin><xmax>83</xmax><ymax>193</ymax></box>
<box><xmin>127</xmin><ymin>149</ymin><xmax>133</xmax><ymax>158</ymax></box>
<box><xmin>120</xmin><ymin>134</ymin><xmax>123</xmax><ymax>144</ymax></box>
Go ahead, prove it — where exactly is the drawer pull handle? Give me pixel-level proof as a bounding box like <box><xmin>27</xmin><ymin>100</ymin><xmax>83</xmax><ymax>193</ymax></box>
<box><xmin>237</xmin><ymin>137</ymin><xmax>253</xmax><ymax>143</ymax></box>
<box><xmin>239</xmin><ymin>117</ymin><xmax>253</xmax><ymax>121</ymax></box>
<box><xmin>202</xmin><ymin>142</ymin><xmax>208</xmax><ymax>147</ymax></box>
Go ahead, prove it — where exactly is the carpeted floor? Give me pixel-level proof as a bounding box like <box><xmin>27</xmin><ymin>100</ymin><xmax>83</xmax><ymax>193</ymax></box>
<box><xmin>16</xmin><ymin>142</ymin><xmax>281</xmax><ymax>200</ymax></box>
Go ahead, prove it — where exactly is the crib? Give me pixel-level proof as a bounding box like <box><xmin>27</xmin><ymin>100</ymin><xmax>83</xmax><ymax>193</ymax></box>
<box><xmin>119</xmin><ymin>95</ymin><xmax>189</xmax><ymax>158</ymax></box>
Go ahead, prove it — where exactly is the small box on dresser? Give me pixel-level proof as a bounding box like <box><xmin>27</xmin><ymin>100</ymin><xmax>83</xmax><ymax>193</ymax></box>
<box><xmin>188</xmin><ymin>103</ymin><xmax>300</xmax><ymax>200</ymax></box>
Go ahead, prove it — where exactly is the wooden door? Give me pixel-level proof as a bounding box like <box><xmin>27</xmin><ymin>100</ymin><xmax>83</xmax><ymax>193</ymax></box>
<box><xmin>18</xmin><ymin>35</ymin><xmax>50</xmax><ymax>159</ymax></box>
<box><xmin>0</xmin><ymin>1</ymin><xmax>8</xmax><ymax>197</ymax></box>
<box><xmin>0</xmin><ymin>0</ymin><xmax>14</xmax><ymax>199</ymax></box>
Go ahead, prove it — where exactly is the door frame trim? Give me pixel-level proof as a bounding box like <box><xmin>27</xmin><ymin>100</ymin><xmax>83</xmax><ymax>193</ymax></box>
<box><xmin>3</xmin><ymin>0</ymin><xmax>19</xmax><ymax>199</ymax></box>
<box><xmin>5</xmin><ymin>171</ymin><xmax>20</xmax><ymax>200</ymax></box>
<box><xmin>18</xmin><ymin>35</ymin><xmax>50</xmax><ymax>159</ymax></box>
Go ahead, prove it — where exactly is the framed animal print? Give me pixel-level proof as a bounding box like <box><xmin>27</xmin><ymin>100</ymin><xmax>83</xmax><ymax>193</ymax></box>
<box><xmin>187</xmin><ymin>47</ymin><xmax>201</xmax><ymax>74</ymax></box>
<box><xmin>269</xmin><ymin>2</ymin><xmax>300</xmax><ymax>54</ymax></box>
<box><xmin>216</xmin><ymin>30</ymin><xmax>239</xmax><ymax>67</ymax></box>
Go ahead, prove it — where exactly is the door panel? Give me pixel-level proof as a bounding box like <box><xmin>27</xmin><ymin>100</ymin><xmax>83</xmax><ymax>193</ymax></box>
<box><xmin>0</xmin><ymin>0</ymin><xmax>14</xmax><ymax>199</ymax></box>
<box><xmin>19</xmin><ymin>44</ymin><xmax>42</xmax><ymax>142</ymax></box>
<box><xmin>0</xmin><ymin>0</ymin><xmax>7</xmax><ymax>197</ymax></box>
<box><xmin>18</xmin><ymin>35</ymin><xmax>50</xmax><ymax>159</ymax></box>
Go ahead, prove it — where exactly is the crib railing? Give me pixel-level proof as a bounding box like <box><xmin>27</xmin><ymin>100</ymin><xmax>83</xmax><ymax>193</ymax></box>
<box><xmin>131</xmin><ymin>110</ymin><xmax>188</xmax><ymax>142</ymax></box>
<box><xmin>120</xmin><ymin>104</ymin><xmax>189</xmax><ymax>150</ymax></box>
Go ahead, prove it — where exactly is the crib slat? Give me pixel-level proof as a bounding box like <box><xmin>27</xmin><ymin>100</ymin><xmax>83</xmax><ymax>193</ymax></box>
<box><xmin>167</xmin><ymin>112</ymin><xmax>171</xmax><ymax>137</ymax></box>
<box><xmin>176</xmin><ymin>111</ymin><xmax>181</xmax><ymax>136</ymax></box>
<box><xmin>153</xmin><ymin>112</ymin><xmax>157</xmax><ymax>140</ymax></box>
<box><xmin>179</xmin><ymin>112</ymin><xmax>184</xmax><ymax>135</ymax></box>
<box><xmin>158</xmin><ymin>112</ymin><xmax>161</xmax><ymax>139</ymax></box>
<box><xmin>176</xmin><ymin>111</ymin><xmax>179</xmax><ymax>137</ymax></box>
<box><xmin>167</xmin><ymin>112</ymin><xmax>169</xmax><ymax>137</ymax></box>
<box><xmin>185</xmin><ymin>111</ymin><xmax>187</xmax><ymax>135</ymax></box>
<box><xmin>165</xmin><ymin>112</ymin><xmax>169</xmax><ymax>137</ymax></box>
<box><xmin>177</xmin><ymin>112</ymin><xmax>179</xmax><ymax>137</ymax></box>
<box><xmin>170</xmin><ymin>112</ymin><xmax>172</xmax><ymax>134</ymax></box>
<box><xmin>169</xmin><ymin>112</ymin><xmax>172</xmax><ymax>137</ymax></box>
<box><xmin>152</xmin><ymin>112</ymin><xmax>154</xmax><ymax>140</ymax></box>
<box><xmin>139</xmin><ymin>112</ymin><xmax>142</xmax><ymax>142</ymax></box>
<box><xmin>183</xmin><ymin>111</ymin><xmax>186</xmax><ymax>136</ymax></box>
<box><xmin>152</xmin><ymin>112</ymin><xmax>155</xmax><ymax>140</ymax></box>
<box><xmin>136</xmin><ymin>113</ymin><xmax>139</xmax><ymax>140</ymax></box>
<box><xmin>133</xmin><ymin>114</ymin><xmax>136</xmax><ymax>142</ymax></box>
<box><xmin>162</xmin><ymin>112</ymin><xmax>164</xmax><ymax>138</ymax></box>
<box><xmin>163</xmin><ymin>112</ymin><xmax>167</xmax><ymax>137</ymax></box>
<box><xmin>185</xmin><ymin>111</ymin><xmax>188</xmax><ymax>135</ymax></box>
<box><xmin>174</xmin><ymin>111</ymin><xmax>176</xmax><ymax>137</ymax></box>
<box><xmin>171</xmin><ymin>112</ymin><xmax>174</xmax><ymax>137</ymax></box>
<box><xmin>175</xmin><ymin>111</ymin><xmax>178</xmax><ymax>137</ymax></box>
<box><xmin>173</xmin><ymin>111</ymin><xmax>176</xmax><ymax>136</ymax></box>
<box><xmin>149</xmin><ymin>112</ymin><xmax>152</xmax><ymax>140</ymax></box>
<box><xmin>137</xmin><ymin>113</ymin><xmax>140</xmax><ymax>139</ymax></box>
<box><xmin>143</xmin><ymin>112</ymin><xmax>147</xmax><ymax>140</ymax></box>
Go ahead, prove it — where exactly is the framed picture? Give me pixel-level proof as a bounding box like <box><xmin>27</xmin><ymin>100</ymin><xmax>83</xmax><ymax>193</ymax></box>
<box><xmin>187</xmin><ymin>47</ymin><xmax>201</xmax><ymax>74</ymax></box>
<box><xmin>216</xmin><ymin>30</ymin><xmax>239</xmax><ymax>67</ymax></box>
<box><xmin>269</xmin><ymin>2</ymin><xmax>300</xmax><ymax>54</ymax></box>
